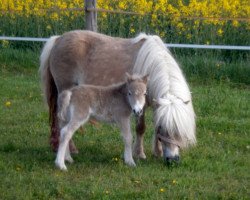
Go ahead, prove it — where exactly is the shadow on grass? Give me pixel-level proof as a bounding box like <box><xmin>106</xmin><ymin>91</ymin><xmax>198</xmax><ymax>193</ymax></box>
<box><xmin>0</xmin><ymin>140</ymin><xmax>119</xmax><ymax>169</ymax></box>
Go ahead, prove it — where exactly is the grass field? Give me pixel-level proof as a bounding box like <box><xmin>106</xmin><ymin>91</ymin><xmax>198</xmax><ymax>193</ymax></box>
<box><xmin>0</xmin><ymin>48</ymin><xmax>249</xmax><ymax>199</ymax></box>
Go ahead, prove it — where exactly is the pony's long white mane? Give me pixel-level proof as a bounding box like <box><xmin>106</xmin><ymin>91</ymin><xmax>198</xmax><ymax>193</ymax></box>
<box><xmin>132</xmin><ymin>33</ymin><xmax>196</xmax><ymax>148</ymax></box>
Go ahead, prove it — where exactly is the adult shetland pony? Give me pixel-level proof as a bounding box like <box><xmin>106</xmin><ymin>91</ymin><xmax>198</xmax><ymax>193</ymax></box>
<box><xmin>40</xmin><ymin>30</ymin><xmax>196</xmax><ymax>164</ymax></box>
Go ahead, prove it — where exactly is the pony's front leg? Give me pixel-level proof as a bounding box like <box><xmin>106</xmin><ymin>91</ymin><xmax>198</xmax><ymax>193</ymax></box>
<box><xmin>120</xmin><ymin>119</ymin><xmax>136</xmax><ymax>167</ymax></box>
<box><xmin>153</xmin><ymin>127</ymin><xmax>163</xmax><ymax>157</ymax></box>
<box><xmin>133</xmin><ymin>110</ymin><xmax>146</xmax><ymax>159</ymax></box>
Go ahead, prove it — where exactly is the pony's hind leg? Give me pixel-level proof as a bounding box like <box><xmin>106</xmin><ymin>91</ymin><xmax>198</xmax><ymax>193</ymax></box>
<box><xmin>133</xmin><ymin>110</ymin><xmax>146</xmax><ymax>159</ymax></box>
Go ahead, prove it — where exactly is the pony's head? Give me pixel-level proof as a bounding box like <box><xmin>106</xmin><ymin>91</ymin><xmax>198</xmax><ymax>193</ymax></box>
<box><xmin>125</xmin><ymin>73</ymin><xmax>148</xmax><ymax>116</ymax></box>
<box><xmin>156</xmin><ymin>125</ymin><xmax>181</xmax><ymax>165</ymax></box>
<box><xmin>153</xmin><ymin>96</ymin><xmax>195</xmax><ymax>165</ymax></box>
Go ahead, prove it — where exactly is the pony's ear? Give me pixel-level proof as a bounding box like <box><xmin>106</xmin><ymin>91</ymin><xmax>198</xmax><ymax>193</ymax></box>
<box><xmin>153</xmin><ymin>98</ymin><xmax>171</xmax><ymax>107</ymax></box>
<box><xmin>142</xmin><ymin>74</ymin><xmax>149</xmax><ymax>84</ymax></box>
<box><xmin>125</xmin><ymin>72</ymin><xmax>133</xmax><ymax>83</ymax></box>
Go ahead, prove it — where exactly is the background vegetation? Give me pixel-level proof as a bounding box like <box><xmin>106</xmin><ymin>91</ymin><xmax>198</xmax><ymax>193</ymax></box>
<box><xmin>0</xmin><ymin>0</ymin><xmax>249</xmax><ymax>46</ymax></box>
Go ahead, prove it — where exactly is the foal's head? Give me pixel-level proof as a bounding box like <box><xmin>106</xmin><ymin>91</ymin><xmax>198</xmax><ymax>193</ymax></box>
<box><xmin>125</xmin><ymin>73</ymin><xmax>148</xmax><ymax>116</ymax></box>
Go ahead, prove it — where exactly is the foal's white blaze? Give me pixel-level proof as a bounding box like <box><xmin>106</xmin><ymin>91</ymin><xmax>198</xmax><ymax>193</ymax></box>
<box><xmin>133</xmin><ymin>100</ymin><xmax>144</xmax><ymax>115</ymax></box>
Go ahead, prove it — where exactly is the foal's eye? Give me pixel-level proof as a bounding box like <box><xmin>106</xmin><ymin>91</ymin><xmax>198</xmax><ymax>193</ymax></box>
<box><xmin>144</xmin><ymin>92</ymin><xmax>147</xmax><ymax>96</ymax></box>
<box><xmin>128</xmin><ymin>92</ymin><xmax>132</xmax><ymax>95</ymax></box>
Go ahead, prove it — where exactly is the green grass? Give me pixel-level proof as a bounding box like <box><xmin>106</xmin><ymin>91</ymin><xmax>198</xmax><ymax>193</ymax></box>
<box><xmin>0</xmin><ymin>48</ymin><xmax>249</xmax><ymax>199</ymax></box>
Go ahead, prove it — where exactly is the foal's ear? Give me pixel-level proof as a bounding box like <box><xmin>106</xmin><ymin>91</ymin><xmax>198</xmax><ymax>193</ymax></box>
<box><xmin>125</xmin><ymin>72</ymin><xmax>133</xmax><ymax>83</ymax></box>
<box><xmin>142</xmin><ymin>74</ymin><xmax>149</xmax><ymax>84</ymax></box>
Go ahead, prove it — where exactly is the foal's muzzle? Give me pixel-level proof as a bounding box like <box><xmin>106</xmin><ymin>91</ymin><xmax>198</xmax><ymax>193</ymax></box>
<box><xmin>133</xmin><ymin>109</ymin><xmax>143</xmax><ymax>116</ymax></box>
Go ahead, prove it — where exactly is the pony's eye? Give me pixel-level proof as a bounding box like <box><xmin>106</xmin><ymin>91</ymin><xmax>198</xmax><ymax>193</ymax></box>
<box><xmin>128</xmin><ymin>92</ymin><xmax>132</xmax><ymax>95</ymax></box>
<box><xmin>144</xmin><ymin>92</ymin><xmax>147</xmax><ymax>96</ymax></box>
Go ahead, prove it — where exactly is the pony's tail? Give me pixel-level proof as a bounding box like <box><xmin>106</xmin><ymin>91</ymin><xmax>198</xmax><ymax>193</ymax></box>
<box><xmin>57</xmin><ymin>90</ymin><xmax>72</xmax><ymax>122</ymax></box>
<box><xmin>39</xmin><ymin>36</ymin><xmax>60</xmax><ymax>150</ymax></box>
<box><xmin>39</xmin><ymin>36</ymin><xmax>60</xmax><ymax>121</ymax></box>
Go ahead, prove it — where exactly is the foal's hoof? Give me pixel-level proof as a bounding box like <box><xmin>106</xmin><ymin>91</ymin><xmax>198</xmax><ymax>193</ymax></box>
<box><xmin>55</xmin><ymin>161</ymin><xmax>68</xmax><ymax>171</ymax></box>
<box><xmin>125</xmin><ymin>160</ymin><xmax>136</xmax><ymax>167</ymax></box>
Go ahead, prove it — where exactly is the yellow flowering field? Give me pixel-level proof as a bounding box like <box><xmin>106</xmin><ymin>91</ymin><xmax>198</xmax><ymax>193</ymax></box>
<box><xmin>0</xmin><ymin>0</ymin><xmax>249</xmax><ymax>46</ymax></box>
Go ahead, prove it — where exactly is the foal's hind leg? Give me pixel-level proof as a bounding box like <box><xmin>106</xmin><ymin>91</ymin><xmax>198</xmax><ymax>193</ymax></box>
<box><xmin>133</xmin><ymin>110</ymin><xmax>146</xmax><ymax>159</ymax></box>
<box><xmin>65</xmin><ymin>143</ymin><xmax>74</xmax><ymax>163</ymax></box>
<box><xmin>55</xmin><ymin>120</ymin><xmax>84</xmax><ymax>170</ymax></box>
<box><xmin>50</xmin><ymin>109</ymin><xmax>78</xmax><ymax>154</ymax></box>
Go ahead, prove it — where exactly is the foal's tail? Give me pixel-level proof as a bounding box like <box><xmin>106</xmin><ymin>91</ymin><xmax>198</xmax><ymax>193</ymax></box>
<box><xmin>57</xmin><ymin>90</ymin><xmax>72</xmax><ymax>122</ymax></box>
<box><xmin>39</xmin><ymin>36</ymin><xmax>60</xmax><ymax>147</ymax></box>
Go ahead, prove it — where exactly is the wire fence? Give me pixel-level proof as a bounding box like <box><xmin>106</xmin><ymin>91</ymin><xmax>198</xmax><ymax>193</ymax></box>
<box><xmin>1</xmin><ymin>36</ymin><xmax>249</xmax><ymax>51</ymax></box>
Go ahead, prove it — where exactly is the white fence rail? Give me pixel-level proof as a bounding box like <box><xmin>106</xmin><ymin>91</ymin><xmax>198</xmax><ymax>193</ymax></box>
<box><xmin>0</xmin><ymin>36</ymin><xmax>250</xmax><ymax>50</ymax></box>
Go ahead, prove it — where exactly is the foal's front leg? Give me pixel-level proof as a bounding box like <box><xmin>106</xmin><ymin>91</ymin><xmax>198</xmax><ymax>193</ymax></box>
<box><xmin>119</xmin><ymin>119</ymin><xmax>136</xmax><ymax>167</ymax></box>
<box><xmin>133</xmin><ymin>109</ymin><xmax>147</xmax><ymax>159</ymax></box>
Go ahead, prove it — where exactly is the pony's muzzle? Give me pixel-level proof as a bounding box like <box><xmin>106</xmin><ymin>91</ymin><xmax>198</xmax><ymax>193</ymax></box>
<box><xmin>165</xmin><ymin>155</ymin><xmax>180</xmax><ymax>166</ymax></box>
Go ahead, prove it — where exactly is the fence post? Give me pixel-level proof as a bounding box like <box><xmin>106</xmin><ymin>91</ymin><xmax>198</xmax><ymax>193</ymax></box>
<box><xmin>85</xmin><ymin>0</ymin><xmax>98</xmax><ymax>32</ymax></box>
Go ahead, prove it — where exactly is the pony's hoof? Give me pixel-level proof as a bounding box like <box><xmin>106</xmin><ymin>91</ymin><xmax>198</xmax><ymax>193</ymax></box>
<box><xmin>69</xmin><ymin>140</ymin><xmax>79</xmax><ymax>154</ymax></box>
<box><xmin>69</xmin><ymin>145</ymin><xmax>79</xmax><ymax>154</ymax></box>
<box><xmin>138</xmin><ymin>152</ymin><xmax>147</xmax><ymax>160</ymax></box>
<box><xmin>133</xmin><ymin>149</ymin><xmax>147</xmax><ymax>160</ymax></box>
<box><xmin>134</xmin><ymin>152</ymin><xmax>147</xmax><ymax>160</ymax></box>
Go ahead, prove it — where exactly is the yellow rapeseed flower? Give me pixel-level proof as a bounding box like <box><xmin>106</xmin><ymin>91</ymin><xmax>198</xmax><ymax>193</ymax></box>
<box><xmin>232</xmin><ymin>20</ymin><xmax>239</xmax><ymax>27</ymax></box>
<box><xmin>130</xmin><ymin>28</ymin><xmax>135</xmax><ymax>34</ymax></box>
<box><xmin>217</xmin><ymin>29</ymin><xmax>223</xmax><ymax>36</ymax></box>
<box><xmin>118</xmin><ymin>2</ymin><xmax>126</xmax><ymax>10</ymax></box>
